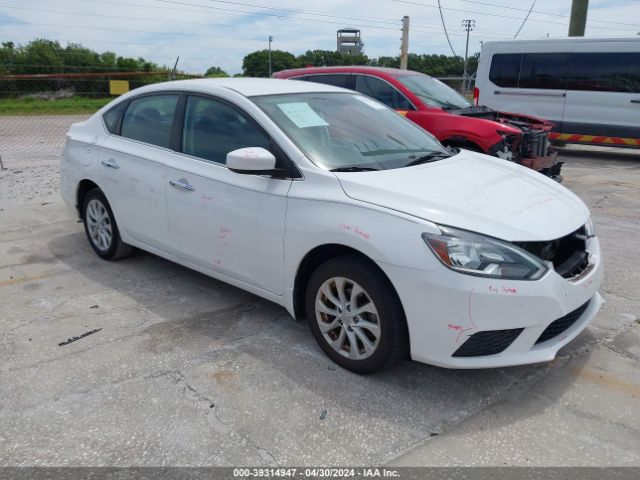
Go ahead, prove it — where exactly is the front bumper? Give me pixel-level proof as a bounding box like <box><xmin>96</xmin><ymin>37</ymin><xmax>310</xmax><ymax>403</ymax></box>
<box><xmin>380</xmin><ymin>236</ymin><xmax>604</xmax><ymax>369</ymax></box>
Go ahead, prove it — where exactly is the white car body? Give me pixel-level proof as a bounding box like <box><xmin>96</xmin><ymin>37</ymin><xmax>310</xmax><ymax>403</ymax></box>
<box><xmin>475</xmin><ymin>37</ymin><xmax>640</xmax><ymax>148</ymax></box>
<box><xmin>61</xmin><ymin>78</ymin><xmax>603</xmax><ymax>370</ymax></box>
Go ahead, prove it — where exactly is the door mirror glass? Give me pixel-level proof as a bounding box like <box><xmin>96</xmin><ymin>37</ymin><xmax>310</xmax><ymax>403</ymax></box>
<box><xmin>227</xmin><ymin>147</ymin><xmax>277</xmax><ymax>172</ymax></box>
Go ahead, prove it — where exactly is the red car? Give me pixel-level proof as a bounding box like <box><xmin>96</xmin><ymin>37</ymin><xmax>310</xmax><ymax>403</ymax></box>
<box><xmin>273</xmin><ymin>66</ymin><xmax>562</xmax><ymax>180</ymax></box>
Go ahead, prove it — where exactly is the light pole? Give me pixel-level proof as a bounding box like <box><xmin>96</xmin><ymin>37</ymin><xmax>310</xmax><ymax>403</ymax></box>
<box><xmin>268</xmin><ymin>36</ymin><xmax>273</xmax><ymax>77</ymax></box>
<box><xmin>461</xmin><ymin>19</ymin><xmax>475</xmax><ymax>95</ymax></box>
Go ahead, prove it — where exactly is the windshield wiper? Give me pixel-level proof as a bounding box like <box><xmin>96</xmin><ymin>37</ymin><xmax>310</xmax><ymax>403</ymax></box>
<box><xmin>330</xmin><ymin>166</ymin><xmax>380</xmax><ymax>172</ymax></box>
<box><xmin>403</xmin><ymin>152</ymin><xmax>451</xmax><ymax>167</ymax></box>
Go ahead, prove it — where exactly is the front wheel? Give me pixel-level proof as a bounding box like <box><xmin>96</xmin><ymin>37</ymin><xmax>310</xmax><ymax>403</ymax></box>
<box><xmin>305</xmin><ymin>256</ymin><xmax>408</xmax><ymax>374</ymax></box>
<box><xmin>82</xmin><ymin>188</ymin><xmax>133</xmax><ymax>260</ymax></box>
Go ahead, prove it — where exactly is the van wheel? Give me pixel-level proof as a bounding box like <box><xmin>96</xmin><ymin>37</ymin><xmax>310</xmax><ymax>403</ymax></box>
<box><xmin>305</xmin><ymin>255</ymin><xmax>408</xmax><ymax>374</ymax></box>
<box><xmin>82</xmin><ymin>188</ymin><xmax>133</xmax><ymax>260</ymax></box>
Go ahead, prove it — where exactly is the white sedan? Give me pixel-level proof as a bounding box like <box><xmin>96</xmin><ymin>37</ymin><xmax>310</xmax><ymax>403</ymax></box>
<box><xmin>61</xmin><ymin>78</ymin><xmax>603</xmax><ymax>373</ymax></box>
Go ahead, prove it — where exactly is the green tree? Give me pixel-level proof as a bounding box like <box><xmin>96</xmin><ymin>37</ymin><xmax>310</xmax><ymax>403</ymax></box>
<box><xmin>0</xmin><ymin>42</ymin><xmax>16</xmax><ymax>74</ymax></box>
<box><xmin>18</xmin><ymin>39</ymin><xmax>64</xmax><ymax>74</ymax></box>
<box><xmin>371</xmin><ymin>56</ymin><xmax>400</xmax><ymax>68</ymax></box>
<box><xmin>205</xmin><ymin>66</ymin><xmax>229</xmax><ymax>77</ymax></box>
<box><xmin>242</xmin><ymin>49</ymin><xmax>297</xmax><ymax>77</ymax></box>
<box><xmin>297</xmin><ymin>49</ymin><xmax>368</xmax><ymax>67</ymax></box>
<box><xmin>63</xmin><ymin>43</ymin><xmax>101</xmax><ymax>72</ymax></box>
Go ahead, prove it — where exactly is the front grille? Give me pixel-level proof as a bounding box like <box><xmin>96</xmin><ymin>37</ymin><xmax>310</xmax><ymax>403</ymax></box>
<box><xmin>535</xmin><ymin>300</ymin><xmax>591</xmax><ymax>345</ymax></box>
<box><xmin>452</xmin><ymin>328</ymin><xmax>524</xmax><ymax>357</ymax></box>
<box><xmin>521</xmin><ymin>131</ymin><xmax>549</xmax><ymax>158</ymax></box>
<box><xmin>514</xmin><ymin>227</ymin><xmax>590</xmax><ymax>279</ymax></box>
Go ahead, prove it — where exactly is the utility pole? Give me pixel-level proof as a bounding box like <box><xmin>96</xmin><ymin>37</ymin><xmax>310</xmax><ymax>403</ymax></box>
<box><xmin>400</xmin><ymin>16</ymin><xmax>410</xmax><ymax>70</ymax></box>
<box><xmin>268</xmin><ymin>36</ymin><xmax>273</xmax><ymax>77</ymax></box>
<box><xmin>170</xmin><ymin>56</ymin><xmax>179</xmax><ymax>80</ymax></box>
<box><xmin>461</xmin><ymin>19</ymin><xmax>475</xmax><ymax>95</ymax></box>
<box><xmin>569</xmin><ymin>0</ymin><xmax>589</xmax><ymax>36</ymax></box>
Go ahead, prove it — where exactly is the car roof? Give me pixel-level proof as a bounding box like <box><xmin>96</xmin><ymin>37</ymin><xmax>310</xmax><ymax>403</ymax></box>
<box><xmin>133</xmin><ymin>77</ymin><xmax>348</xmax><ymax>97</ymax></box>
<box><xmin>275</xmin><ymin>66</ymin><xmax>422</xmax><ymax>77</ymax></box>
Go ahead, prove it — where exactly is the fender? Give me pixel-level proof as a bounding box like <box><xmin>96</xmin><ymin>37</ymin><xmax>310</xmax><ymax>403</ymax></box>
<box><xmin>406</xmin><ymin>110</ymin><xmax>520</xmax><ymax>153</ymax></box>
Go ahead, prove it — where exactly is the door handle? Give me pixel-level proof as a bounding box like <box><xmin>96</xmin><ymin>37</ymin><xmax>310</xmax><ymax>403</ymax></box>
<box><xmin>101</xmin><ymin>159</ymin><xmax>119</xmax><ymax>169</ymax></box>
<box><xmin>169</xmin><ymin>179</ymin><xmax>195</xmax><ymax>191</ymax></box>
<box><xmin>631</xmin><ymin>99</ymin><xmax>640</xmax><ymax>104</ymax></box>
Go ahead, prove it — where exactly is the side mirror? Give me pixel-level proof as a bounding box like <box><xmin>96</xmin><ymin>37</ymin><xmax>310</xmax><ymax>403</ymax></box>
<box><xmin>227</xmin><ymin>147</ymin><xmax>278</xmax><ymax>175</ymax></box>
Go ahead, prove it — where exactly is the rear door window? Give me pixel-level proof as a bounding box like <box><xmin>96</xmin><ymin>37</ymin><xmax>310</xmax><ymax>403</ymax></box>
<box><xmin>489</xmin><ymin>54</ymin><xmax>522</xmax><ymax>88</ymax></box>
<box><xmin>305</xmin><ymin>74</ymin><xmax>352</xmax><ymax>89</ymax></box>
<box><xmin>354</xmin><ymin>75</ymin><xmax>412</xmax><ymax>110</ymax></box>
<box><xmin>120</xmin><ymin>94</ymin><xmax>179</xmax><ymax>148</ymax></box>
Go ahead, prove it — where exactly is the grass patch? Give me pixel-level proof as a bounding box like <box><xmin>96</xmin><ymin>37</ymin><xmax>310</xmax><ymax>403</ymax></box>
<box><xmin>0</xmin><ymin>97</ymin><xmax>112</xmax><ymax>116</ymax></box>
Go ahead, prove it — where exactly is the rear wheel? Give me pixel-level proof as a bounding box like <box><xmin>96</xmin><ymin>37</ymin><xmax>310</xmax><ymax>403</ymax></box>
<box><xmin>82</xmin><ymin>188</ymin><xmax>133</xmax><ymax>260</ymax></box>
<box><xmin>305</xmin><ymin>255</ymin><xmax>408</xmax><ymax>374</ymax></box>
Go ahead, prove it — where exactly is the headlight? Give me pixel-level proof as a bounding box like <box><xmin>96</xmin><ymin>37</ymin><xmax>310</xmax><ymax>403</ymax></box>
<box><xmin>422</xmin><ymin>226</ymin><xmax>548</xmax><ymax>280</ymax></box>
<box><xmin>584</xmin><ymin>217</ymin><xmax>595</xmax><ymax>238</ymax></box>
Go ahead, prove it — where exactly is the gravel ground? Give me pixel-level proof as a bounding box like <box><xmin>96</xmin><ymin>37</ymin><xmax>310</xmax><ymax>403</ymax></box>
<box><xmin>1</xmin><ymin>115</ymin><xmax>639</xmax><ymax>467</ymax></box>
<box><xmin>0</xmin><ymin>114</ymin><xmax>87</xmax><ymax>204</ymax></box>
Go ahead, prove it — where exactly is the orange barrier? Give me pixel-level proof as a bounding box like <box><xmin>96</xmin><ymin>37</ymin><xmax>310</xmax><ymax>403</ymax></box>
<box><xmin>550</xmin><ymin>132</ymin><xmax>640</xmax><ymax>147</ymax></box>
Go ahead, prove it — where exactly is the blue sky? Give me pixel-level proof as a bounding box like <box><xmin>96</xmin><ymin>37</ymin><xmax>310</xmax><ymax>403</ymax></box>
<box><xmin>1</xmin><ymin>0</ymin><xmax>639</xmax><ymax>74</ymax></box>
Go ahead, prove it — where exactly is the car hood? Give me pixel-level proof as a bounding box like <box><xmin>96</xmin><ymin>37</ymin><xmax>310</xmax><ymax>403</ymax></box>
<box><xmin>333</xmin><ymin>151</ymin><xmax>589</xmax><ymax>241</ymax></box>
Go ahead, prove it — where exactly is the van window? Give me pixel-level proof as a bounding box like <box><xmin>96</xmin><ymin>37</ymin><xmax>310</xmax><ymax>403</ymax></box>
<box><xmin>567</xmin><ymin>52</ymin><xmax>640</xmax><ymax>93</ymax></box>
<box><xmin>489</xmin><ymin>54</ymin><xmax>521</xmax><ymax>88</ymax></box>
<box><xmin>355</xmin><ymin>75</ymin><xmax>413</xmax><ymax>110</ymax></box>
<box><xmin>121</xmin><ymin>94</ymin><xmax>178</xmax><ymax>148</ymax></box>
<box><xmin>305</xmin><ymin>74</ymin><xmax>351</xmax><ymax>88</ymax></box>
<box><xmin>519</xmin><ymin>53</ymin><xmax>569</xmax><ymax>90</ymax></box>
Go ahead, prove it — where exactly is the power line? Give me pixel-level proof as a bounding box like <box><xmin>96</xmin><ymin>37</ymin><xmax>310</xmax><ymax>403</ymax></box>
<box><xmin>514</xmin><ymin>0</ymin><xmax>536</xmax><ymax>39</ymax></box>
<box><xmin>392</xmin><ymin>0</ymin><xmax>640</xmax><ymax>32</ymax></box>
<box><xmin>92</xmin><ymin>0</ymin><xmax>447</xmax><ymax>34</ymax></box>
<box><xmin>438</xmin><ymin>0</ymin><xmax>458</xmax><ymax>57</ymax></box>
<box><xmin>0</xmin><ymin>2</ymin><xmax>532</xmax><ymax>41</ymax></box>
<box><xmin>172</xmin><ymin>0</ymin><xmax>444</xmax><ymax>29</ymax></box>
<box><xmin>454</xmin><ymin>0</ymin><xmax>640</xmax><ymax>28</ymax></box>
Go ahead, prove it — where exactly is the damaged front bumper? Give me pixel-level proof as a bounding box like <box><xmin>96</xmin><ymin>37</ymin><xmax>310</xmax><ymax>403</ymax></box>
<box><xmin>522</xmin><ymin>152</ymin><xmax>564</xmax><ymax>182</ymax></box>
<box><xmin>489</xmin><ymin>133</ymin><xmax>563</xmax><ymax>182</ymax></box>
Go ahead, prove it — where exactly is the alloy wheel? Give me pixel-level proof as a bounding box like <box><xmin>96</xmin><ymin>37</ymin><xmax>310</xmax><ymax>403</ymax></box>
<box><xmin>315</xmin><ymin>276</ymin><xmax>381</xmax><ymax>360</ymax></box>
<box><xmin>86</xmin><ymin>198</ymin><xmax>113</xmax><ymax>252</ymax></box>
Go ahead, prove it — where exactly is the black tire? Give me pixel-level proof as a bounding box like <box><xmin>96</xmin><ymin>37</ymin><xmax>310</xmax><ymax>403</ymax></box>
<box><xmin>305</xmin><ymin>255</ymin><xmax>408</xmax><ymax>374</ymax></box>
<box><xmin>82</xmin><ymin>188</ymin><xmax>133</xmax><ymax>260</ymax></box>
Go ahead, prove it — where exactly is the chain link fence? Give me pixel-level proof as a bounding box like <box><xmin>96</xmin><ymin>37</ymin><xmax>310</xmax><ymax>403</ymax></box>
<box><xmin>0</xmin><ymin>71</ymin><xmax>199</xmax><ymax>165</ymax></box>
<box><xmin>0</xmin><ymin>71</ymin><xmax>199</xmax><ymax>202</ymax></box>
<box><xmin>435</xmin><ymin>75</ymin><xmax>475</xmax><ymax>98</ymax></box>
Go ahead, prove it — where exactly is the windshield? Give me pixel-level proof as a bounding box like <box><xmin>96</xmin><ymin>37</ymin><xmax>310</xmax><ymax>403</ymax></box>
<box><xmin>394</xmin><ymin>74</ymin><xmax>471</xmax><ymax>109</ymax></box>
<box><xmin>251</xmin><ymin>92</ymin><xmax>449</xmax><ymax>171</ymax></box>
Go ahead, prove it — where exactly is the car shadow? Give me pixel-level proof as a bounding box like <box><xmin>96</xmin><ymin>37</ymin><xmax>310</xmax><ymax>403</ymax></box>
<box><xmin>47</xmin><ymin>229</ymin><xmax>594</xmax><ymax>461</ymax></box>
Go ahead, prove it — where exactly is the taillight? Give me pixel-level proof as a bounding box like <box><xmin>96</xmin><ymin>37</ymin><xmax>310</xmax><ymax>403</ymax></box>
<box><xmin>473</xmin><ymin>87</ymin><xmax>480</xmax><ymax>106</ymax></box>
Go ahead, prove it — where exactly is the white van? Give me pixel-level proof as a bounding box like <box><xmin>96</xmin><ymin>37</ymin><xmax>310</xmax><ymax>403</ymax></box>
<box><xmin>475</xmin><ymin>38</ymin><xmax>640</xmax><ymax>148</ymax></box>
